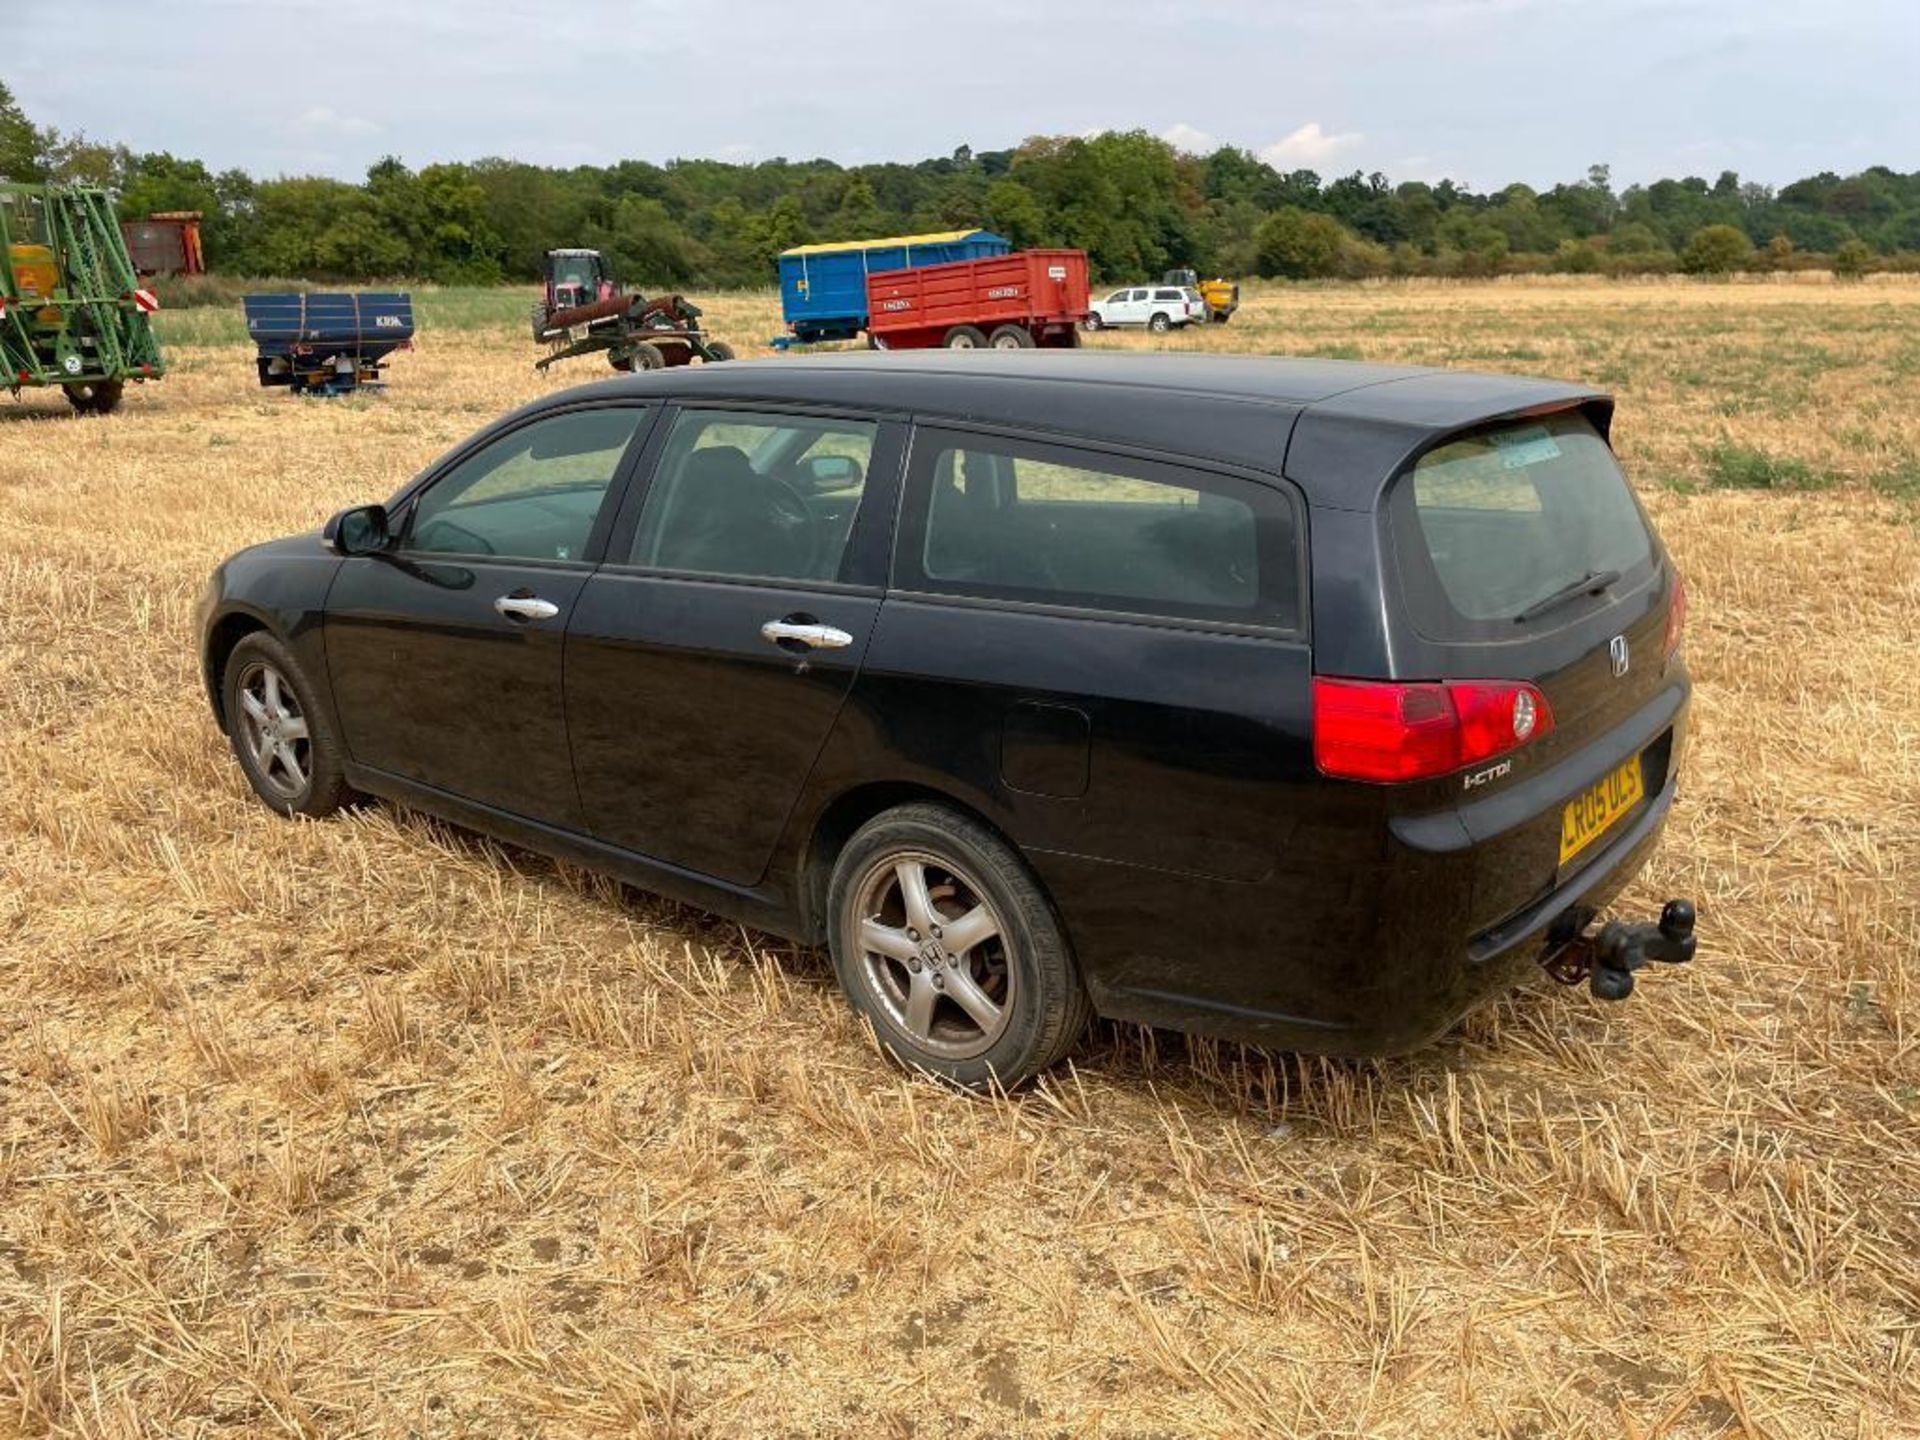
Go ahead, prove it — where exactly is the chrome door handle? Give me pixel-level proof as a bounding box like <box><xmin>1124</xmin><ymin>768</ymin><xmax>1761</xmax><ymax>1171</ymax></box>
<box><xmin>760</xmin><ymin>619</ymin><xmax>854</xmax><ymax>650</ymax></box>
<box><xmin>495</xmin><ymin>594</ymin><xmax>560</xmax><ymax>621</ymax></box>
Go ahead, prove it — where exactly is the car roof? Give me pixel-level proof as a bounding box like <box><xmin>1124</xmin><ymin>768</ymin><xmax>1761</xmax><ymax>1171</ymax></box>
<box><xmin>547</xmin><ymin>352</ymin><xmax>1610</xmax><ymax>508</ymax></box>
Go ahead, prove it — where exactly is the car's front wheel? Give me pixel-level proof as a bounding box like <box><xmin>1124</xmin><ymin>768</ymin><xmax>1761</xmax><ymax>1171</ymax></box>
<box><xmin>222</xmin><ymin>632</ymin><xmax>353</xmax><ymax>818</ymax></box>
<box><xmin>828</xmin><ymin>803</ymin><xmax>1090</xmax><ymax>1089</ymax></box>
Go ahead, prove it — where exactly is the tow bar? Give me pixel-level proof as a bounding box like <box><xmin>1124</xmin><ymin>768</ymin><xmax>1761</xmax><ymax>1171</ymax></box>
<box><xmin>1541</xmin><ymin>899</ymin><xmax>1697</xmax><ymax>1000</ymax></box>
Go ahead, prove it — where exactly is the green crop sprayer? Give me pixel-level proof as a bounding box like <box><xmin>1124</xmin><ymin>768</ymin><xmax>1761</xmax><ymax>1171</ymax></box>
<box><xmin>1</xmin><ymin>183</ymin><xmax>166</xmax><ymax>414</ymax></box>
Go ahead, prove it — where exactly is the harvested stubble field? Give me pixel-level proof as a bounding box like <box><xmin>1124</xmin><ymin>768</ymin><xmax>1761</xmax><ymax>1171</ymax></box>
<box><xmin>1</xmin><ymin>276</ymin><xmax>1917</xmax><ymax>1439</ymax></box>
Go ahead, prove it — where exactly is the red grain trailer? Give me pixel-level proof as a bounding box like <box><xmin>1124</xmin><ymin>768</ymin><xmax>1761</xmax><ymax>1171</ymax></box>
<box><xmin>865</xmin><ymin>248</ymin><xmax>1089</xmax><ymax>349</ymax></box>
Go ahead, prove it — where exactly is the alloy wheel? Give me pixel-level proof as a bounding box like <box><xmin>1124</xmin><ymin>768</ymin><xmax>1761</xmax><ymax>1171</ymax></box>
<box><xmin>851</xmin><ymin>850</ymin><xmax>1015</xmax><ymax>1060</ymax></box>
<box><xmin>235</xmin><ymin>660</ymin><xmax>311</xmax><ymax>800</ymax></box>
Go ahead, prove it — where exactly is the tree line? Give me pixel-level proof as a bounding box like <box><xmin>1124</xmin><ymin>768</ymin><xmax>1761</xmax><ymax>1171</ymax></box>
<box><xmin>4</xmin><ymin>84</ymin><xmax>1916</xmax><ymax>288</ymax></box>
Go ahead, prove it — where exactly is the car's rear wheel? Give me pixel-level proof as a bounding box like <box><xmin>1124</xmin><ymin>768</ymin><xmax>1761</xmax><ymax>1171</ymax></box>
<box><xmin>223</xmin><ymin>632</ymin><xmax>352</xmax><ymax>819</ymax></box>
<box><xmin>1148</xmin><ymin>312</ymin><xmax>1172</xmax><ymax>333</ymax></box>
<box><xmin>828</xmin><ymin>803</ymin><xmax>1091</xmax><ymax>1089</ymax></box>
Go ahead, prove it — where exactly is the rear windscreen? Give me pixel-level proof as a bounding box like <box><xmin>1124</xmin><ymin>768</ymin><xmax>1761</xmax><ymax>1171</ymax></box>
<box><xmin>1388</xmin><ymin>411</ymin><xmax>1654</xmax><ymax>638</ymax></box>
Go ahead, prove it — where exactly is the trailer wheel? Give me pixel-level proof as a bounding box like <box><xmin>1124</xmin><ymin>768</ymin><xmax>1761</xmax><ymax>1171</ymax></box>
<box><xmin>943</xmin><ymin>326</ymin><xmax>987</xmax><ymax>349</ymax></box>
<box><xmin>704</xmin><ymin>341</ymin><xmax>736</xmax><ymax>363</ymax></box>
<box><xmin>63</xmin><ymin>380</ymin><xmax>124</xmax><ymax>415</ymax></box>
<box><xmin>631</xmin><ymin>342</ymin><xmax>668</xmax><ymax>371</ymax></box>
<box><xmin>1148</xmin><ymin>312</ymin><xmax>1173</xmax><ymax>334</ymax></box>
<box><xmin>988</xmin><ymin>325</ymin><xmax>1036</xmax><ymax>350</ymax></box>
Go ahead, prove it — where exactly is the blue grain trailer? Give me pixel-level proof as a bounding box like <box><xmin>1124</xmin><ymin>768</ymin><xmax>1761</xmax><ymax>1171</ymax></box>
<box><xmin>243</xmin><ymin>291</ymin><xmax>414</xmax><ymax>395</ymax></box>
<box><xmin>778</xmin><ymin>229</ymin><xmax>1008</xmax><ymax>344</ymax></box>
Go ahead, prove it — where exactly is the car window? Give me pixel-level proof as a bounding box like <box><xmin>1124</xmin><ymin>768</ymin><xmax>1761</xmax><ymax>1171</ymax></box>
<box><xmin>1154</xmin><ymin>289</ymin><xmax>1183</xmax><ymax>301</ymax></box>
<box><xmin>404</xmin><ymin>406</ymin><xmax>645</xmax><ymax>562</ymax></box>
<box><xmin>897</xmin><ymin>429</ymin><xmax>1301</xmax><ymax>629</ymax></box>
<box><xmin>629</xmin><ymin>408</ymin><xmax>878</xmax><ymax>583</ymax></box>
<box><xmin>1130</xmin><ymin>289</ymin><xmax>1149</xmax><ymax>301</ymax></box>
<box><xmin>1390</xmin><ymin>411</ymin><xmax>1655</xmax><ymax>635</ymax></box>
<box><xmin>1104</xmin><ymin>290</ymin><xmax>1129</xmax><ymax>305</ymax></box>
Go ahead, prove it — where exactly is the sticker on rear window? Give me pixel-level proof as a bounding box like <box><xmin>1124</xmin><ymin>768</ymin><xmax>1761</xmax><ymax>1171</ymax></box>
<box><xmin>1488</xmin><ymin>425</ymin><xmax>1562</xmax><ymax>469</ymax></box>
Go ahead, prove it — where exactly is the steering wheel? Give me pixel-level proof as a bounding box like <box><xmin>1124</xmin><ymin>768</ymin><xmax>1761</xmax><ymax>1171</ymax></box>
<box><xmin>757</xmin><ymin>473</ymin><xmax>820</xmax><ymax>576</ymax></box>
<box><xmin>412</xmin><ymin>517</ymin><xmax>496</xmax><ymax>557</ymax></box>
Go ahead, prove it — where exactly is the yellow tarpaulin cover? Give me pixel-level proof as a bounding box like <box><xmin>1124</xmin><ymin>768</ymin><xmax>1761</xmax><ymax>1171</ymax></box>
<box><xmin>779</xmin><ymin>230</ymin><xmax>989</xmax><ymax>258</ymax></box>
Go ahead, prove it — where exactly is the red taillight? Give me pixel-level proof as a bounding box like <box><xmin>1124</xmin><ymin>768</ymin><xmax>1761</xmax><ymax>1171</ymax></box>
<box><xmin>1663</xmin><ymin>573</ymin><xmax>1687</xmax><ymax>661</ymax></box>
<box><xmin>1313</xmin><ymin>677</ymin><xmax>1554</xmax><ymax>783</ymax></box>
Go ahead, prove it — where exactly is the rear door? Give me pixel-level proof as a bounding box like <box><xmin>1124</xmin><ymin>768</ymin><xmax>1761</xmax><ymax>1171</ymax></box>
<box><xmin>564</xmin><ymin>404</ymin><xmax>906</xmax><ymax>885</ymax></box>
<box><xmin>876</xmin><ymin>425</ymin><xmax>1310</xmax><ymax>880</ymax></box>
<box><xmin>324</xmin><ymin>403</ymin><xmax>652</xmax><ymax>829</ymax></box>
<box><xmin>865</xmin><ymin>426</ymin><xmax>1312</xmax><ymax>1002</ymax></box>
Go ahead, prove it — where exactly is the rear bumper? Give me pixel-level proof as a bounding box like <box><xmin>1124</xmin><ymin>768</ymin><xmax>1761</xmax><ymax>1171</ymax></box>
<box><xmin>1053</xmin><ymin>677</ymin><xmax>1688</xmax><ymax>1056</ymax></box>
<box><xmin>1070</xmin><ymin>765</ymin><xmax>1679</xmax><ymax>1056</ymax></box>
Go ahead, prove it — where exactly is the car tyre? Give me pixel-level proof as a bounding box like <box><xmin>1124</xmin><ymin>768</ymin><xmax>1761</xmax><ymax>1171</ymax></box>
<box><xmin>828</xmin><ymin>803</ymin><xmax>1091</xmax><ymax>1090</ymax></box>
<box><xmin>1148</xmin><ymin>312</ymin><xmax>1172</xmax><ymax>334</ymax></box>
<box><xmin>222</xmin><ymin>632</ymin><xmax>353</xmax><ymax>819</ymax></box>
<box><xmin>1080</xmin><ymin>313</ymin><xmax>1102</xmax><ymax>332</ymax></box>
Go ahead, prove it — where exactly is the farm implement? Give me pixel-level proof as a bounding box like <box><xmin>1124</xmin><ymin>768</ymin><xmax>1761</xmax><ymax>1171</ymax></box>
<box><xmin>1</xmin><ymin>182</ymin><xmax>166</xmax><ymax>414</ymax></box>
<box><xmin>244</xmin><ymin>292</ymin><xmax>415</xmax><ymax>396</ymax></box>
<box><xmin>531</xmin><ymin>248</ymin><xmax>734</xmax><ymax>372</ymax></box>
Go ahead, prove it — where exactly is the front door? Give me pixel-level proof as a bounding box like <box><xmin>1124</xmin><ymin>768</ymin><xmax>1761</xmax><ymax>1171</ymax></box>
<box><xmin>565</xmin><ymin>405</ymin><xmax>903</xmax><ymax>885</ymax></box>
<box><xmin>325</xmin><ymin>403</ymin><xmax>652</xmax><ymax>829</ymax></box>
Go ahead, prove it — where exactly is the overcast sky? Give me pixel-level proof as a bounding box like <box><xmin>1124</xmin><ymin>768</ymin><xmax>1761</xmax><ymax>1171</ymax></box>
<box><xmin>9</xmin><ymin>0</ymin><xmax>1915</xmax><ymax>190</ymax></box>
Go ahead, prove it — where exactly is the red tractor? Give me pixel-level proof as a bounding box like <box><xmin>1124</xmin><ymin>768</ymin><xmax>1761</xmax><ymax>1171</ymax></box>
<box><xmin>530</xmin><ymin>248</ymin><xmax>618</xmax><ymax>336</ymax></box>
<box><xmin>530</xmin><ymin>248</ymin><xmax>734</xmax><ymax>372</ymax></box>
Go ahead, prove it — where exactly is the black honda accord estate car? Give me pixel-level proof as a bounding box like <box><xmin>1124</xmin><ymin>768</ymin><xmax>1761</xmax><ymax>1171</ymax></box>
<box><xmin>198</xmin><ymin>352</ymin><xmax>1697</xmax><ymax>1087</ymax></box>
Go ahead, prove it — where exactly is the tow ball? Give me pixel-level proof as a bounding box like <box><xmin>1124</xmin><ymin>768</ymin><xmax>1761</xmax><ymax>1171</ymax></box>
<box><xmin>1541</xmin><ymin>900</ymin><xmax>1697</xmax><ymax>1000</ymax></box>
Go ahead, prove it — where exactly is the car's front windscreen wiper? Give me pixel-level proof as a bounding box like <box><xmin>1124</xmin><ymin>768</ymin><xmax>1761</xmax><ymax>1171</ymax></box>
<box><xmin>1513</xmin><ymin>568</ymin><xmax>1621</xmax><ymax>625</ymax></box>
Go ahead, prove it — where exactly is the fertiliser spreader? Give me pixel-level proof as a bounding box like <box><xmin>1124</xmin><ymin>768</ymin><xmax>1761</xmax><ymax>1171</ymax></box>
<box><xmin>244</xmin><ymin>292</ymin><xmax>414</xmax><ymax>395</ymax></box>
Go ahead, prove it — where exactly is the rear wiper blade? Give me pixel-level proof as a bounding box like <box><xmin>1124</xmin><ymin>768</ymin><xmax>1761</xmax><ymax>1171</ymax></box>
<box><xmin>1514</xmin><ymin>569</ymin><xmax>1621</xmax><ymax>625</ymax></box>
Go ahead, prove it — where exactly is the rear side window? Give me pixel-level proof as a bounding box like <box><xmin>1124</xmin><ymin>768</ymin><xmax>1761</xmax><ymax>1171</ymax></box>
<box><xmin>1389</xmin><ymin>411</ymin><xmax>1654</xmax><ymax>637</ymax></box>
<box><xmin>895</xmin><ymin>428</ymin><xmax>1301</xmax><ymax>630</ymax></box>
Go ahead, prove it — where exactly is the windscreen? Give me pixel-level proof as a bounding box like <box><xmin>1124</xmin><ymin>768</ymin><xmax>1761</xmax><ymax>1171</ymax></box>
<box><xmin>1390</xmin><ymin>411</ymin><xmax>1654</xmax><ymax>636</ymax></box>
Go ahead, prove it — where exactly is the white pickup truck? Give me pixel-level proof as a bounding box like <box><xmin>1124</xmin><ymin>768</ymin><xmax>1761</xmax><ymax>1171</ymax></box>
<box><xmin>1082</xmin><ymin>285</ymin><xmax>1209</xmax><ymax>333</ymax></box>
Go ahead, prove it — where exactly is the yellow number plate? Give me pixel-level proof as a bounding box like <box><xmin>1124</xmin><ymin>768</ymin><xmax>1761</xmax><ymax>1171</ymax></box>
<box><xmin>1559</xmin><ymin>756</ymin><xmax>1645</xmax><ymax>866</ymax></box>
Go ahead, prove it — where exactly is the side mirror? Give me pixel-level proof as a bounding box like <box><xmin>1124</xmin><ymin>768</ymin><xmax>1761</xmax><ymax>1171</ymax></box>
<box><xmin>323</xmin><ymin>503</ymin><xmax>391</xmax><ymax>556</ymax></box>
<box><xmin>801</xmin><ymin>454</ymin><xmax>862</xmax><ymax>488</ymax></box>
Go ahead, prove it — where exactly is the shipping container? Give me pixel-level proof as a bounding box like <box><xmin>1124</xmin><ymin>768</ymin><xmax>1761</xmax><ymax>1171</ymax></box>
<box><xmin>865</xmin><ymin>248</ymin><xmax>1091</xmax><ymax>350</ymax></box>
<box><xmin>778</xmin><ymin>229</ymin><xmax>1007</xmax><ymax>343</ymax></box>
